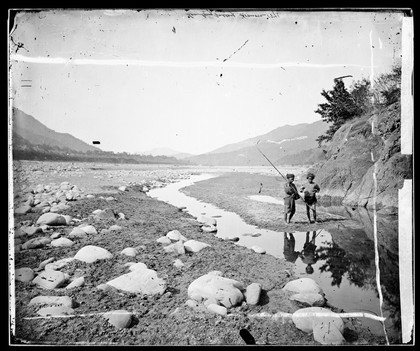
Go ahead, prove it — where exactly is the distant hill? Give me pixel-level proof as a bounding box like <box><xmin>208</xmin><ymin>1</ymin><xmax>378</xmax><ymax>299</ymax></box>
<box><xmin>172</xmin><ymin>152</ymin><xmax>195</xmax><ymax>160</ymax></box>
<box><xmin>186</xmin><ymin>120</ymin><xmax>328</xmax><ymax>166</ymax></box>
<box><xmin>11</xmin><ymin>108</ymin><xmax>189</xmax><ymax>165</ymax></box>
<box><xmin>12</xmin><ymin>108</ymin><xmax>101</xmax><ymax>153</ymax></box>
<box><xmin>139</xmin><ymin>147</ymin><xmax>194</xmax><ymax>159</ymax></box>
<box><xmin>208</xmin><ymin>120</ymin><xmax>326</xmax><ymax>154</ymax></box>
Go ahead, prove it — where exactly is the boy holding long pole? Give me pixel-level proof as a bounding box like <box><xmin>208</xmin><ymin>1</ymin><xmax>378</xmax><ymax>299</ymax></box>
<box><xmin>284</xmin><ymin>173</ymin><xmax>300</xmax><ymax>224</ymax></box>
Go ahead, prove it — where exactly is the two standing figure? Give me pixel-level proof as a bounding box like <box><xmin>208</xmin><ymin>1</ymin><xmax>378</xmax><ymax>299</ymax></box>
<box><xmin>283</xmin><ymin>172</ymin><xmax>320</xmax><ymax>224</ymax></box>
<box><xmin>283</xmin><ymin>231</ymin><xmax>319</xmax><ymax>274</ymax></box>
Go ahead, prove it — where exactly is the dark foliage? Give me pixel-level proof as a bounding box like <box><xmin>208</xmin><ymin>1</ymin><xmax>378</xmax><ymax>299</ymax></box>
<box><xmin>315</xmin><ymin>65</ymin><xmax>401</xmax><ymax>146</ymax></box>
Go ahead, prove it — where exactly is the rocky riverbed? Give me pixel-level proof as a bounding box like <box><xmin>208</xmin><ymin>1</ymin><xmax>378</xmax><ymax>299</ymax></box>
<box><xmin>10</xmin><ymin>161</ymin><xmax>387</xmax><ymax>345</ymax></box>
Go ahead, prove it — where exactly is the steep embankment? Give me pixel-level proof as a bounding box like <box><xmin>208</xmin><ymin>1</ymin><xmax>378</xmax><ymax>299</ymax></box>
<box><xmin>311</xmin><ymin>102</ymin><xmax>412</xmax><ymax>214</ymax></box>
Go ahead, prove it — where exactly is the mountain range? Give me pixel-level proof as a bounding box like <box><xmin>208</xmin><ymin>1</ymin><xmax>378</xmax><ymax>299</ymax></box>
<box><xmin>12</xmin><ymin>108</ymin><xmax>100</xmax><ymax>153</ymax></box>
<box><xmin>185</xmin><ymin>120</ymin><xmax>328</xmax><ymax>166</ymax></box>
<box><xmin>11</xmin><ymin>107</ymin><xmax>328</xmax><ymax>166</ymax></box>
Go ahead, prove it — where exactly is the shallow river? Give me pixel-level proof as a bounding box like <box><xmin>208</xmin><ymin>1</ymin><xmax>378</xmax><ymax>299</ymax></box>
<box><xmin>148</xmin><ymin>173</ymin><xmax>401</xmax><ymax>342</ymax></box>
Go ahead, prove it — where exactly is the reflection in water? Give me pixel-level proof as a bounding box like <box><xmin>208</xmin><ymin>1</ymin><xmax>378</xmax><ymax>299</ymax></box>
<box><xmin>284</xmin><ymin>231</ymin><xmax>321</xmax><ymax>275</ymax></box>
<box><xmin>283</xmin><ymin>233</ymin><xmax>299</xmax><ymax>263</ymax></box>
<box><xmin>316</xmin><ymin>242</ymin><xmax>368</xmax><ymax>288</ymax></box>
<box><xmin>299</xmin><ymin>231</ymin><xmax>320</xmax><ymax>275</ymax></box>
<box><xmin>304</xmin><ymin>228</ymin><xmax>401</xmax><ymax>342</ymax></box>
<box><xmin>326</xmin><ymin>224</ymin><xmax>401</xmax><ymax>342</ymax></box>
<box><xmin>150</xmin><ymin>174</ymin><xmax>402</xmax><ymax>343</ymax></box>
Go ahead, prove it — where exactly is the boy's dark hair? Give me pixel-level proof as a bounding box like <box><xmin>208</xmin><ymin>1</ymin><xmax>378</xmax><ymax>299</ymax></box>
<box><xmin>286</xmin><ymin>173</ymin><xmax>295</xmax><ymax>179</ymax></box>
<box><xmin>307</xmin><ymin>172</ymin><xmax>315</xmax><ymax>179</ymax></box>
<box><xmin>305</xmin><ymin>265</ymin><xmax>314</xmax><ymax>274</ymax></box>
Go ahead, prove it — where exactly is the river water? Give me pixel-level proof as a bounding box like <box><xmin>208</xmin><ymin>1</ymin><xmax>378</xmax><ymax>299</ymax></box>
<box><xmin>148</xmin><ymin>173</ymin><xmax>401</xmax><ymax>343</ymax></box>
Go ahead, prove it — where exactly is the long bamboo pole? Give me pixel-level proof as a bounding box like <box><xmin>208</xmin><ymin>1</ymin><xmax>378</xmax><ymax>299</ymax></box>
<box><xmin>256</xmin><ymin>140</ymin><xmax>317</xmax><ymax>213</ymax></box>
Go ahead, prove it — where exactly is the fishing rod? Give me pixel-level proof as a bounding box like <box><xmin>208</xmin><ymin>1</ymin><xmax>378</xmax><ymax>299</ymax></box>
<box><xmin>314</xmin><ymin>228</ymin><xmax>324</xmax><ymax>239</ymax></box>
<box><xmin>256</xmin><ymin>140</ymin><xmax>288</xmax><ymax>182</ymax></box>
<box><xmin>256</xmin><ymin>142</ymin><xmax>326</xmax><ymax>225</ymax></box>
<box><xmin>256</xmin><ymin>140</ymin><xmax>316</xmax><ymax>212</ymax></box>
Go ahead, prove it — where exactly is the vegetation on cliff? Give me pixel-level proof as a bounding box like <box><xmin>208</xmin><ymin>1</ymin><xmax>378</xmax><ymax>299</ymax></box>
<box><xmin>310</xmin><ymin>65</ymin><xmax>412</xmax><ymax>212</ymax></box>
<box><xmin>315</xmin><ymin>66</ymin><xmax>402</xmax><ymax>146</ymax></box>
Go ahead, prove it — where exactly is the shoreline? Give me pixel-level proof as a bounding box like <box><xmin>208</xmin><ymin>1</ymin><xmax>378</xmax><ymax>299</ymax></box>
<box><xmin>10</xmin><ymin>161</ymin><xmax>388</xmax><ymax>345</ymax></box>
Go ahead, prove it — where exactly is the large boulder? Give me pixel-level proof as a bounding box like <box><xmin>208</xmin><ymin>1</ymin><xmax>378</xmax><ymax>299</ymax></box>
<box><xmin>50</xmin><ymin>232</ymin><xmax>61</xmax><ymax>239</ymax></box>
<box><xmin>38</xmin><ymin>257</ymin><xmax>56</xmax><ymax>270</ymax></box>
<box><xmin>290</xmin><ymin>293</ymin><xmax>325</xmax><ymax>307</ymax></box>
<box><xmin>251</xmin><ymin>246</ymin><xmax>266</xmax><ymax>254</ymax></box>
<box><xmin>35</xmin><ymin>201</ymin><xmax>50</xmax><ymax>209</ymax></box>
<box><xmin>128</xmin><ymin>262</ymin><xmax>148</xmax><ymax>271</ymax></box>
<box><xmin>103</xmin><ymin>310</ymin><xmax>132</xmax><ymax>329</ymax></box>
<box><xmin>65</xmin><ymin>276</ymin><xmax>85</xmax><ymax>289</ymax></box>
<box><xmin>109</xmin><ymin>225</ymin><xmax>123</xmax><ymax>232</ymax></box>
<box><xmin>292</xmin><ymin>307</ymin><xmax>344</xmax><ymax>334</ymax></box>
<box><xmin>50</xmin><ymin>237</ymin><xmax>74</xmax><ymax>247</ymax></box>
<box><xmin>29</xmin><ymin>296</ymin><xmax>75</xmax><ymax>308</ymax></box>
<box><xmin>50</xmin><ymin>204</ymin><xmax>70</xmax><ymax>213</ymax></box>
<box><xmin>21</xmin><ymin>237</ymin><xmax>51</xmax><ymax>250</ymax></box>
<box><xmin>78</xmin><ymin>225</ymin><xmax>97</xmax><ymax>235</ymax></box>
<box><xmin>26</xmin><ymin>195</ymin><xmax>34</xmax><ymax>206</ymax></box>
<box><xmin>163</xmin><ymin>241</ymin><xmax>185</xmax><ymax>255</ymax></box>
<box><xmin>245</xmin><ymin>283</ymin><xmax>262</xmax><ymax>306</ymax></box>
<box><xmin>120</xmin><ymin>247</ymin><xmax>138</xmax><ymax>257</ymax></box>
<box><xmin>61</xmin><ymin>215</ymin><xmax>73</xmax><ymax>225</ymax></box>
<box><xmin>156</xmin><ymin>236</ymin><xmax>172</xmax><ymax>245</ymax></box>
<box><xmin>94</xmin><ymin>209</ymin><xmax>116</xmax><ymax>220</ymax></box>
<box><xmin>184</xmin><ymin>240</ymin><xmax>211</xmax><ymax>253</ymax></box>
<box><xmin>37</xmin><ymin>306</ymin><xmax>75</xmax><ymax>317</ymax></box>
<box><xmin>68</xmin><ymin>228</ymin><xmax>88</xmax><ymax>240</ymax></box>
<box><xmin>32</xmin><ymin>270</ymin><xmax>67</xmax><ymax>289</ymax></box>
<box><xmin>105</xmin><ymin>267</ymin><xmax>166</xmax><ymax>295</ymax></box>
<box><xmin>45</xmin><ymin>257</ymin><xmax>75</xmax><ymax>271</ymax></box>
<box><xmin>313</xmin><ymin>319</ymin><xmax>346</xmax><ymax>345</ymax></box>
<box><xmin>15</xmin><ymin>205</ymin><xmax>31</xmax><ymax>214</ymax></box>
<box><xmin>15</xmin><ymin>267</ymin><xmax>35</xmax><ymax>282</ymax></box>
<box><xmin>202</xmin><ymin>225</ymin><xmax>217</xmax><ymax>233</ymax></box>
<box><xmin>188</xmin><ymin>272</ymin><xmax>244</xmax><ymax>308</ymax></box>
<box><xmin>74</xmin><ymin>245</ymin><xmax>113</xmax><ymax>263</ymax></box>
<box><xmin>36</xmin><ymin>213</ymin><xmax>67</xmax><ymax>226</ymax></box>
<box><xmin>14</xmin><ymin>227</ymin><xmax>27</xmax><ymax>238</ymax></box>
<box><xmin>166</xmin><ymin>230</ymin><xmax>188</xmax><ymax>242</ymax></box>
<box><xmin>41</xmin><ymin>206</ymin><xmax>51</xmax><ymax>213</ymax></box>
<box><xmin>283</xmin><ymin>278</ymin><xmax>323</xmax><ymax>295</ymax></box>
<box><xmin>207</xmin><ymin>303</ymin><xmax>227</xmax><ymax>316</ymax></box>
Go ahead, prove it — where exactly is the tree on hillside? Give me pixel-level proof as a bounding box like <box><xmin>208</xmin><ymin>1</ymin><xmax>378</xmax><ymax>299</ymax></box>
<box><xmin>315</xmin><ymin>65</ymin><xmax>401</xmax><ymax>146</ymax></box>
<box><xmin>372</xmin><ymin>65</ymin><xmax>401</xmax><ymax>106</ymax></box>
<box><xmin>349</xmin><ymin>78</ymin><xmax>373</xmax><ymax>114</ymax></box>
<box><xmin>315</xmin><ymin>79</ymin><xmax>363</xmax><ymax>146</ymax></box>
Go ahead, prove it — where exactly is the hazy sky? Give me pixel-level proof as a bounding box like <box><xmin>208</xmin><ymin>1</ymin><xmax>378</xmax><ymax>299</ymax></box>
<box><xmin>10</xmin><ymin>9</ymin><xmax>403</xmax><ymax>155</ymax></box>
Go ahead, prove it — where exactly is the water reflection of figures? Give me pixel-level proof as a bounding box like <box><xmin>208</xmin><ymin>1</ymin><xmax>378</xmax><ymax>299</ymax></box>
<box><xmin>299</xmin><ymin>231</ymin><xmax>319</xmax><ymax>274</ymax></box>
<box><xmin>283</xmin><ymin>232</ymin><xmax>299</xmax><ymax>263</ymax></box>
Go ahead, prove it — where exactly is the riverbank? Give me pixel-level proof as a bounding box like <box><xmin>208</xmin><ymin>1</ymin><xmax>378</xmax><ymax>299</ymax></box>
<box><xmin>180</xmin><ymin>172</ymin><xmax>359</xmax><ymax>233</ymax></box>
<box><xmin>10</xmin><ymin>161</ymin><xmax>387</xmax><ymax>345</ymax></box>
<box><xmin>179</xmin><ymin>171</ymin><xmax>401</xmax><ymax>343</ymax></box>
